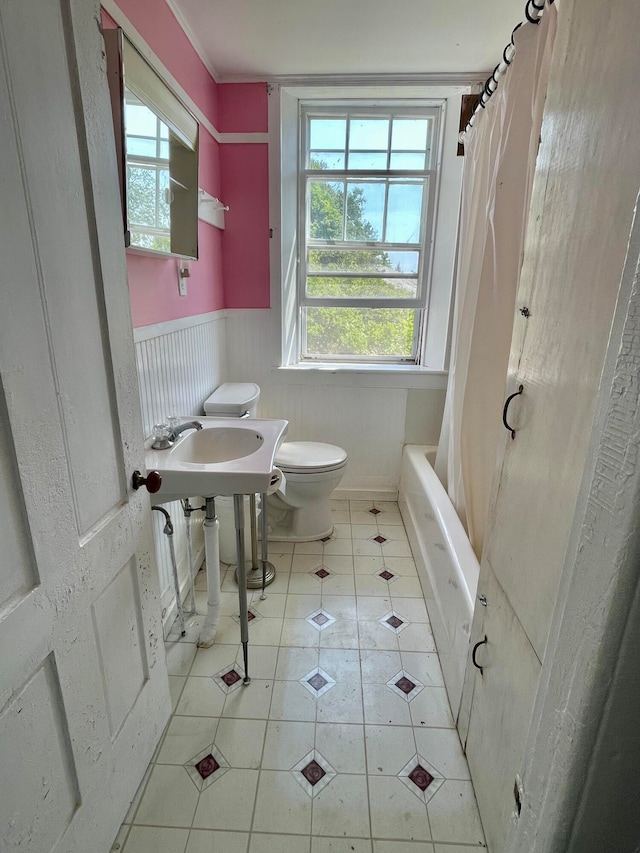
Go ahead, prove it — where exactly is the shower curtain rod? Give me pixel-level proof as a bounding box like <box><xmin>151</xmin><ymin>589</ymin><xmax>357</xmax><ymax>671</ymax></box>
<box><xmin>462</xmin><ymin>0</ymin><xmax>555</xmax><ymax>136</ymax></box>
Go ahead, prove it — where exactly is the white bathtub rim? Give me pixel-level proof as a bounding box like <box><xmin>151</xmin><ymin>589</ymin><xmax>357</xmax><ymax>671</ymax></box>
<box><xmin>403</xmin><ymin>444</ymin><xmax>479</xmax><ymax>613</ymax></box>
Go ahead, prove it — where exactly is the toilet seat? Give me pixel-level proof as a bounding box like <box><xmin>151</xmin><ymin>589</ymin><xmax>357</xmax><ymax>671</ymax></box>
<box><xmin>275</xmin><ymin>441</ymin><xmax>347</xmax><ymax>474</ymax></box>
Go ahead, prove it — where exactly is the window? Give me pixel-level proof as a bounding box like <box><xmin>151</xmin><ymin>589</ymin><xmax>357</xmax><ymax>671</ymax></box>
<box><xmin>299</xmin><ymin>104</ymin><xmax>441</xmax><ymax>364</ymax></box>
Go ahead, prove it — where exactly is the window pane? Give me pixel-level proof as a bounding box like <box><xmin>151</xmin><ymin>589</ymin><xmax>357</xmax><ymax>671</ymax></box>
<box><xmin>308</xmin><ymin>248</ymin><xmax>418</xmax><ymax>274</ymax></box>
<box><xmin>310</xmin><ymin>151</ymin><xmax>346</xmax><ymax>169</ymax></box>
<box><xmin>309</xmin><ymin>180</ymin><xmax>344</xmax><ymax>240</ymax></box>
<box><xmin>127</xmin><ymin>165</ymin><xmax>158</xmax><ymax>226</ymax></box>
<box><xmin>349</xmin><ymin>119</ymin><xmax>389</xmax><ymax>151</ymax></box>
<box><xmin>386</xmin><ymin>251</ymin><xmax>420</xmax><ymax>274</ymax></box>
<box><xmin>391</xmin><ymin>119</ymin><xmax>428</xmax><ymax>151</ymax></box>
<box><xmin>346</xmin><ymin>182</ymin><xmax>384</xmax><ymax>241</ymax></box>
<box><xmin>126</xmin><ymin>136</ymin><xmax>157</xmax><ymax>157</ymax></box>
<box><xmin>160</xmin><ymin>140</ymin><xmax>170</xmax><ymax>159</ymax></box>
<box><xmin>307</xmin><ymin>276</ymin><xmax>417</xmax><ymax>299</ymax></box>
<box><xmin>386</xmin><ymin>182</ymin><xmax>424</xmax><ymax>243</ymax></box>
<box><xmin>304</xmin><ymin>307</ymin><xmax>417</xmax><ymax>358</ymax></box>
<box><xmin>347</xmin><ymin>151</ymin><xmax>387</xmax><ymax>171</ymax></box>
<box><xmin>389</xmin><ymin>152</ymin><xmax>426</xmax><ymax>170</ymax></box>
<box><xmin>309</xmin><ymin>118</ymin><xmax>346</xmax><ymax>152</ymax></box>
<box><xmin>130</xmin><ymin>229</ymin><xmax>171</xmax><ymax>253</ymax></box>
<box><xmin>125</xmin><ymin>100</ymin><xmax>157</xmax><ymax>136</ymax></box>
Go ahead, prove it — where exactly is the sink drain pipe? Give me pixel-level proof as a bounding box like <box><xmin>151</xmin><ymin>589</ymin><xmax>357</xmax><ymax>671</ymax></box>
<box><xmin>180</xmin><ymin>498</ymin><xmax>201</xmax><ymax>617</ymax></box>
<box><xmin>198</xmin><ymin>496</ymin><xmax>221</xmax><ymax>649</ymax></box>
<box><xmin>151</xmin><ymin>505</ymin><xmax>185</xmax><ymax>637</ymax></box>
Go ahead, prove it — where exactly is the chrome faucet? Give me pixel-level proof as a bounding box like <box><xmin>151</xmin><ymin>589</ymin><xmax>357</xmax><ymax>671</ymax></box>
<box><xmin>168</xmin><ymin>420</ymin><xmax>203</xmax><ymax>442</ymax></box>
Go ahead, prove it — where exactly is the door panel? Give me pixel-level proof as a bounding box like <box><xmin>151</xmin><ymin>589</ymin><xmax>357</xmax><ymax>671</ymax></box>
<box><xmin>1</xmin><ymin>657</ymin><xmax>80</xmax><ymax>851</ymax></box>
<box><xmin>0</xmin><ymin>389</ymin><xmax>38</xmax><ymax>608</ymax></box>
<box><xmin>92</xmin><ymin>560</ymin><xmax>149</xmax><ymax>737</ymax></box>
<box><xmin>3</xmin><ymin>0</ymin><xmax>123</xmax><ymax>533</ymax></box>
<box><xmin>0</xmin><ymin>1</ymin><xmax>170</xmax><ymax>850</ymax></box>
<box><xmin>464</xmin><ymin>562</ymin><xmax>541</xmax><ymax>853</ymax></box>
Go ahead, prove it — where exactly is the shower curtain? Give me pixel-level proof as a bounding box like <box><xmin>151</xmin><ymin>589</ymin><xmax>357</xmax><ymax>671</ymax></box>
<box><xmin>435</xmin><ymin>3</ymin><xmax>557</xmax><ymax>559</ymax></box>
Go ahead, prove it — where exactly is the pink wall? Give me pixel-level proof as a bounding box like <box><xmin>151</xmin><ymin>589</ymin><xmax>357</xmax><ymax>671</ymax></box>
<box><xmin>218</xmin><ymin>82</ymin><xmax>270</xmax><ymax>309</ymax></box>
<box><xmin>220</xmin><ymin>142</ymin><xmax>270</xmax><ymax>309</ymax></box>
<box><xmin>104</xmin><ymin>2</ymin><xmax>271</xmax><ymax>325</ymax></box>
<box><xmin>219</xmin><ymin>83</ymin><xmax>268</xmax><ymax>133</ymax></box>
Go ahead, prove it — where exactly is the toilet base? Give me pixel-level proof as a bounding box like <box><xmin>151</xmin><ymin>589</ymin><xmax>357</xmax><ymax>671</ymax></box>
<box><xmin>265</xmin><ymin>522</ymin><xmax>334</xmax><ymax>543</ymax></box>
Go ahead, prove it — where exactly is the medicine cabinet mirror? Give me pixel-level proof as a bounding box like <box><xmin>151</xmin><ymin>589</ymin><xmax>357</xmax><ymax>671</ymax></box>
<box><xmin>104</xmin><ymin>28</ymin><xmax>199</xmax><ymax>259</ymax></box>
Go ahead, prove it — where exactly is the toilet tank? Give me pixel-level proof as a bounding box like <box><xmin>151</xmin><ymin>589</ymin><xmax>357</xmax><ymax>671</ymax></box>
<box><xmin>203</xmin><ymin>382</ymin><xmax>260</xmax><ymax>418</ymax></box>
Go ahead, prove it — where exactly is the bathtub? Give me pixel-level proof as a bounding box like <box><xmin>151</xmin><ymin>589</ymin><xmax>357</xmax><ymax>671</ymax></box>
<box><xmin>399</xmin><ymin>445</ymin><xmax>479</xmax><ymax>720</ymax></box>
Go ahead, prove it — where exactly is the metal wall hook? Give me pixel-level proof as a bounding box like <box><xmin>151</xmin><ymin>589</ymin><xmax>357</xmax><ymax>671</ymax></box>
<box><xmin>472</xmin><ymin>635</ymin><xmax>488</xmax><ymax>674</ymax></box>
<box><xmin>503</xmin><ymin>384</ymin><xmax>524</xmax><ymax>439</ymax></box>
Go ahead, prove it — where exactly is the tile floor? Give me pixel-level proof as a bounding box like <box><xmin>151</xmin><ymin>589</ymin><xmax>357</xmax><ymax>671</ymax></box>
<box><xmin>115</xmin><ymin>500</ymin><xmax>486</xmax><ymax>853</ymax></box>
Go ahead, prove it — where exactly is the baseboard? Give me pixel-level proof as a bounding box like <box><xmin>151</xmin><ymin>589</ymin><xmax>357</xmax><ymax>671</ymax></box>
<box><xmin>333</xmin><ymin>487</ymin><xmax>399</xmax><ymax>502</ymax></box>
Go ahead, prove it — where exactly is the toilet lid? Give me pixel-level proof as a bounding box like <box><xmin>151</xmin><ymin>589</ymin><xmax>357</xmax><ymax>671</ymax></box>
<box><xmin>275</xmin><ymin>441</ymin><xmax>347</xmax><ymax>473</ymax></box>
<box><xmin>203</xmin><ymin>382</ymin><xmax>260</xmax><ymax>415</ymax></box>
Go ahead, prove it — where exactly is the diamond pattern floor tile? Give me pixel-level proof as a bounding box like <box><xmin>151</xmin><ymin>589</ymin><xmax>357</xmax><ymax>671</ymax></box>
<box><xmin>120</xmin><ymin>500</ymin><xmax>485</xmax><ymax>852</ymax></box>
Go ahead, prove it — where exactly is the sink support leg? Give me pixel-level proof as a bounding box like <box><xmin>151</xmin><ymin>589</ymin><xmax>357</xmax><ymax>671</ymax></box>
<box><xmin>234</xmin><ymin>494</ymin><xmax>251</xmax><ymax>685</ymax></box>
<box><xmin>198</xmin><ymin>497</ymin><xmax>221</xmax><ymax>648</ymax></box>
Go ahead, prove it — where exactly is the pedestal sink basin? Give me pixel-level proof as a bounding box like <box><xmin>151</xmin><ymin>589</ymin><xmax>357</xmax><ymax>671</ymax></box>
<box><xmin>145</xmin><ymin>416</ymin><xmax>288</xmax><ymax>503</ymax></box>
<box><xmin>171</xmin><ymin>427</ymin><xmax>263</xmax><ymax>465</ymax></box>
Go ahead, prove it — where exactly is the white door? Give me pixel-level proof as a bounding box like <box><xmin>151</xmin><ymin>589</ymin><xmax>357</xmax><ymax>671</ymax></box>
<box><xmin>458</xmin><ymin>1</ymin><xmax>640</xmax><ymax>844</ymax></box>
<box><xmin>0</xmin><ymin>2</ymin><xmax>170</xmax><ymax>851</ymax></box>
<box><xmin>459</xmin><ymin>159</ymin><xmax>625</xmax><ymax>851</ymax></box>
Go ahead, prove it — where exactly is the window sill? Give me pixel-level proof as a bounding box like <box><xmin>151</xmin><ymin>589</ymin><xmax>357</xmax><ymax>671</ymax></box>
<box><xmin>126</xmin><ymin>245</ymin><xmax>196</xmax><ymax>261</ymax></box>
<box><xmin>275</xmin><ymin>363</ymin><xmax>448</xmax><ymax>389</ymax></box>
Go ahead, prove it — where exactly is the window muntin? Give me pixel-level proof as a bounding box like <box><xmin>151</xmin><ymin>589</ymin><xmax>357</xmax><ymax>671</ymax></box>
<box><xmin>299</xmin><ymin>106</ymin><xmax>440</xmax><ymax>363</ymax></box>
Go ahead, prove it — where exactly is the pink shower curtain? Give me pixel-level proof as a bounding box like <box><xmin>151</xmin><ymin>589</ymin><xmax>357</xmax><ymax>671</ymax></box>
<box><xmin>435</xmin><ymin>3</ymin><xmax>557</xmax><ymax>559</ymax></box>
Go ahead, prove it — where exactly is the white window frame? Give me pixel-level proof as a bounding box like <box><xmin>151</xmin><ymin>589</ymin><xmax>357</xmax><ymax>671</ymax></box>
<box><xmin>274</xmin><ymin>84</ymin><xmax>467</xmax><ymax>373</ymax></box>
<box><xmin>299</xmin><ymin>103</ymin><xmax>441</xmax><ymax>364</ymax></box>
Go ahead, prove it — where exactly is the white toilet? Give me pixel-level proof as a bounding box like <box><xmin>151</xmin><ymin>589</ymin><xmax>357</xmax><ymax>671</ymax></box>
<box><xmin>266</xmin><ymin>440</ymin><xmax>347</xmax><ymax>541</ymax></box>
<box><xmin>203</xmin><ymin>383</ymin><xmax>348</xmax><ymax>542</ymax></box>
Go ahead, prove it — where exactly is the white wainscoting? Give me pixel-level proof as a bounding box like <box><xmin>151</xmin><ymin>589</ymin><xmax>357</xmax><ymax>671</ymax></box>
<box><xmin>134</xmin><ymin>312</ymin><xmax>227</xmax><ymax>625</ymax></box>
<box><xmin>224</xmin><ymin>309</ymin><xmax>447</xmax><ymax>498</ymax></box>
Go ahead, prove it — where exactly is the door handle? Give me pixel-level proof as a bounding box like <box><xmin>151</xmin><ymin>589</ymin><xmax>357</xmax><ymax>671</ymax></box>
<box><xmin>472</xmin><ymin>635</ymin><xmax>488</xmax><ymax>674</ymax></box>
<box><xmin>502</xmin><ymin>384</ymin><xmax>524</xmax><ymax>439</ymax></box>
<box><xmin>132</xmin><ymin>469</ymin><xmax>162</xmax><ymax>493</ymax></box>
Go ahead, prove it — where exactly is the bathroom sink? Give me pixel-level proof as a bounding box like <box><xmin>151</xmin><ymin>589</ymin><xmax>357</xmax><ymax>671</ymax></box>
<box><xmin>145</xmin><ymin>416</ymin><xmax>288</xmax><ymax>503</ymax></box>
<box><xmin>171</xmin><ymin>427</ymin><xmax>263</xmax><ymax>464</ymax></box>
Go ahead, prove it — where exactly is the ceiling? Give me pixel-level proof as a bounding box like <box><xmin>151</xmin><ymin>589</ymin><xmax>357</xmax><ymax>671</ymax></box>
<box><xmin>170</xmin><ymin>0</ymin><xmax>525</xmax><ymax>82</ymax></box>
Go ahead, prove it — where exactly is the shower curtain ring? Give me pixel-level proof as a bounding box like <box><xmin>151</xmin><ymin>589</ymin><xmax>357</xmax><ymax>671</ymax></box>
<box><xmin>502</xmin><ymin>384</ymin><xmax>524</xmax><ymax>439</ymax></box>
<box><xmin>525</xmin><ymin>0</ymin><xmax>541</xmax><ymax>23</ymax></box>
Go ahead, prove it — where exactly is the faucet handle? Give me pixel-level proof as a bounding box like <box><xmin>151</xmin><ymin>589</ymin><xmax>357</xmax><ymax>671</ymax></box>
<box><xmin>132</xmin><ymin>469</ymin><xmax>162</xmax><ymax>493</ymax></box>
